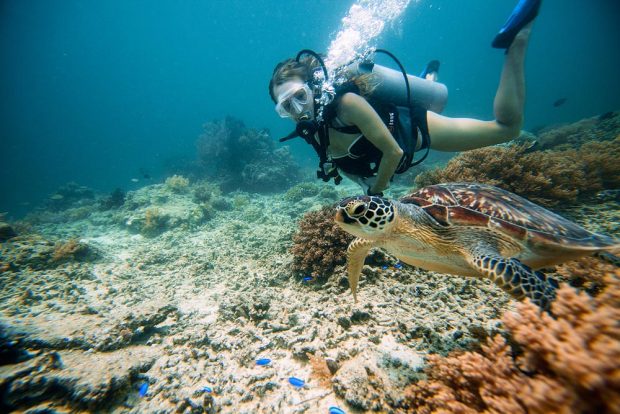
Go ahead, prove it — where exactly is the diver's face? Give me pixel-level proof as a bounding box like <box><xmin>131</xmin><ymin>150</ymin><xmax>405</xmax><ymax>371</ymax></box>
<box><xmin>273</xmin><ymin>79</ymin><xmax>314</xmax><ymax>122</ymax></box>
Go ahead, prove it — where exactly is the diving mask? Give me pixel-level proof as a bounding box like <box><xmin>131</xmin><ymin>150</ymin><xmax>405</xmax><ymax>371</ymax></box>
<box><xmin>275</xmin><ymin>84</ymin><xmax>313</xmax><ymax>118</ymax></box>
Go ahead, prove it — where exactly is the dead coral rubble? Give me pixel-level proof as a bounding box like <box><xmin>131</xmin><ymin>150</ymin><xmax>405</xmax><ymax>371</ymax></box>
<box><xmin>414</xmin><ymin>136</ymin><xmax>620</xmax><ymax>208</ymax></box>
<box><xmin>403</xmin><ymin>272</ymin><xmax>620</xmax><ymax>414</ymax></box>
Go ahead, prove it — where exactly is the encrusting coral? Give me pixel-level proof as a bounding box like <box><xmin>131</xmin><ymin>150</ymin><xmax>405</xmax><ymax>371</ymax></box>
<box><xmin>290</xmin><ymin>206</ymin><xmax>354</xmax><ymax>277</ymax></box>
<box><xmin>414</xmin><ymin>136</ymin><xmax>620</xmax><ymax>207</ymax></box>
<box><xmin>403</xmin><ymin>272</ymin><xmax>620</xmax><ymax>414</ymax></box>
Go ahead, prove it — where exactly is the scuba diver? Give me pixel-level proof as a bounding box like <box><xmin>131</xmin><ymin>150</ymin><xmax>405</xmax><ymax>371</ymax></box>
<box><xmin>268</xmin><ymin>0</ymin><xmax>541</xmax><ymax>196</ymax></box>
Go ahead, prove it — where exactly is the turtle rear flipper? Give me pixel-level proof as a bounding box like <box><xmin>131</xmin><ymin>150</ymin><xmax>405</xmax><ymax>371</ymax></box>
<box><xmin>467</xmin><ymin>246</ymin><xmax>559</xmax><ymax>312</ymax></box>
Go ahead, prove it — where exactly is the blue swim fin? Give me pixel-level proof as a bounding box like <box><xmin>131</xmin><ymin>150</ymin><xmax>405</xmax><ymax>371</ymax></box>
<box><xmin>419</xmin><ymin>60</ymin><xmax>440</xmax><ymax>80</ymax></box>
<box><xmin>492</xmin><ymin>0</ymin><xmax>541</xmax><ymax>49</ymax></box>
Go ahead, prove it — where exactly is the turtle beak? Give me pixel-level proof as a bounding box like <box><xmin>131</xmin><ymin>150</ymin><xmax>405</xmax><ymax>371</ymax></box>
<box><xmin>335</xmin><ymin>209</ymin><xmax>345</xmax><ymax>224</ymax></box>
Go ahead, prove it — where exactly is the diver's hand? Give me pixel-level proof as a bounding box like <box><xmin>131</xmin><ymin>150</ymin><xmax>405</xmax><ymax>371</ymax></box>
<box><xmin>366</xmin><ymin>187</ymin><xmax>384</xmax><ymax>197</ymax></box>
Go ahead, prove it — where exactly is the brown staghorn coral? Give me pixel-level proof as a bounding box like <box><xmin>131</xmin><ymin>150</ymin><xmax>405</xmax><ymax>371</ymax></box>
<box><xmin>415</xmin><ymin>137</ymin><xmax>620</xmax><ymax>207</ymax></box>
<box><xmin>404</xmin><ymin>272</ymin><xmax>620</xmax><ymax>414</ymax></box>
<box><xmin>290</xmin><ymin>206</ymin><xmax>354</xmax><ymax>277</ymax></box>
<box><xmin>578</xmin><ymin>136</ymin><xmax>620</xmax><ymax>191</ymax></box>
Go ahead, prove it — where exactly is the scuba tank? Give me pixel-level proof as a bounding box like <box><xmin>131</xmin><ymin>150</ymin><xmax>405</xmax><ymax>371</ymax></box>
<box><xmin>342</xmin><ymin>59</ymin><xmax>448</xmax><ymax>113</ymax></box>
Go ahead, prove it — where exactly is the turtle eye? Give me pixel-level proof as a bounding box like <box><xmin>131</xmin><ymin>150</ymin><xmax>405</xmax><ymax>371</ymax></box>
<box><xmin>350</xmin><ymin>203</ymin><xmax>366</xmax><ymax>217</ymax></box>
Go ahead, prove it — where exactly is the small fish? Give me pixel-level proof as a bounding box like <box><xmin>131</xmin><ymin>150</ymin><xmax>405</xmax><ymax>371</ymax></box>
<box><xmin>139</xmin><ymin>167</ymin><xmax>152</xmax><ymax>179</ymax></box>
<box><xmin>131</xmin><ymin>178</ymin><xmax>139</xmax><ymax>183</ymax></box>
<box><xmin>393</xmin><ymin>262</ymin><xmax>403</xmax><ymax>269</ymax></box>
<box><xmin>138</xmin><ymin>382</ymin><xmax>149</xmax><ymax>397</ymax></box>
<box><xmin>553</xmin><ymin>97</ymin><xmax>567</xmax><ymax>107</ymax></box>
<box><xmin>256</xmin><ymin>358</ymin><xmax>271</xmax><ymax>366</ymax></box>
<box><xmin>329</xmin><ymin>407</ymin><xmax>346</xmax><ymax>414</ymax></box>
<box><xmin>381</xmin><ymin>265</ymin><xmax>388</xmax><ymax>270</ymax></box>
<box><xmin>303</xmin><ymin>276</ymin><xmax>314</xmax><ymax>282</ymax></box>
<box><xmin>201</xmin><ymin>386</ymin><xmax>213</xmax><ymax>393</ymax></box>
<box><xmin>288</xmin><ymin>377</ymin><xmax>305</xmax><ymax>388</ymax></box>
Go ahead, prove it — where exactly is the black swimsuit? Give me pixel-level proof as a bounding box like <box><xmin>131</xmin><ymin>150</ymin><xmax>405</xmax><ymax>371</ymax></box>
<box><xmin>328</xmin><ymin>104</ymin><xmax>431</xmax><ymax>178</ymax></box>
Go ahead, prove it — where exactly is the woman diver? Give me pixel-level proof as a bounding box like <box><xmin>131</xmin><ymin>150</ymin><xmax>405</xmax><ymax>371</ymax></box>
<box><xmin>269</xmin><ymin>0</ymin><xmax>541</xmax><ymax>196</ymax></box>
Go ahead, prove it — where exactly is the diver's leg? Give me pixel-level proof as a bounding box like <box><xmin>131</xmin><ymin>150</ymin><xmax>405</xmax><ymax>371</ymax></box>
<box><xmin>427</xmin><ymin>24</ymin><xmax>535</xmax><ymax>152</ymax></box>
<box><xmin>493</xmin><ymin>23</ymin><xmax>532</xmax><ymax>130</ymax></box>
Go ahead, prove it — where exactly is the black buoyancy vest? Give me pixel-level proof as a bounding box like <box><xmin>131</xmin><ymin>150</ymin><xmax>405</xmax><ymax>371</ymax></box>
<box><xmin>319</xmin><ymin>83</ymin><xmax>431</xmax><ymax>178</ymax></box>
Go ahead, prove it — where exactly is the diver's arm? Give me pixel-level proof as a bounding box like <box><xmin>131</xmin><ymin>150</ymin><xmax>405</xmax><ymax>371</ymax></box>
<box><xmin>338</xmin><ymin>93</ymin><xmax>403</xmax><ymax>194</ymax></box>
<box><xmin>426</xmin><ymin>111</ymin><xmax>521</xmax><ymax>151</ymax></box>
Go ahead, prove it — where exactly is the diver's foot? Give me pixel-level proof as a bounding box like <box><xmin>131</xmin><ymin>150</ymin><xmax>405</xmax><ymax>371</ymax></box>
<box><xmin>419</xmin><ymin>60</ymin><xmax>440</xmax><ymax>81</ymax></box>
<box><xmin>492</xmin><ymin>0</ymin><xmax>541</xmax><ymax>49</ymax></box>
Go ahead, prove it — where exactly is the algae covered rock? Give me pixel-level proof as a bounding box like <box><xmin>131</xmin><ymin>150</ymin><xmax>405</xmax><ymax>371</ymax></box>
<box><xmin>0</xmin><ymin>222</ymin><xmax>17</xmax><ymax>241</ymax></box>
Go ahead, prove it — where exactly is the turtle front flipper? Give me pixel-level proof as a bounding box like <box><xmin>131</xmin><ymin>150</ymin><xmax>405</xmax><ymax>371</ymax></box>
<box><xmin>346</xmin><ymin>238</ymin><xmax>375</xmax><ymax>302</ymax></box>
<box><xmin>467</xmin><ymin>247</ymin><xmax>559</xmax><ymax>312</ymax></box>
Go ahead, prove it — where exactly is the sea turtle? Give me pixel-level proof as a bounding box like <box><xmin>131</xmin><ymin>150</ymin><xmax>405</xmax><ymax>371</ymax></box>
<box><xmin>335</xmin><ymin>183</ymin><xmax>620</xmax><ymax>310</ymax></box>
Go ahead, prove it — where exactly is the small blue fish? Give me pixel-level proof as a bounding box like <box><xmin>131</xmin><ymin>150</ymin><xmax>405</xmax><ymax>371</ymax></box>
<box><xmin>303</xmin><ymin>276</ymin><xmax>314</xmax><ymax>282</ymax></box>
<box><xmin>288</xmin><ymin>377</ymin><xmax>305</xmax><ymax>388</ymax></box>
<box><xmin>329</xmin><ymin>407</ymin><xmax>346</xmax><ymax>414</ymax></box>
<box><xmin>256</xmin><ymin>358</ymin><xmax>271</xmax><ymax>366</ymax></box>
<box><xmin>394</xmin><ymin>262</ymin><xmax>403</xmax><ymax>269</ymax></box>
<box><xmin>201</xmin><ymin>386</ymin><xmax>213</xmax><ymax>393</ymax></box>
<box><xmin>138</xmin><ymin>382</ymin><xmax>149</xmax><ymax>397</ymax></box>
<box><xmin>381</xmin><ymin>265</ymin><xmax>388</xmax><ymax>270</ymax></box>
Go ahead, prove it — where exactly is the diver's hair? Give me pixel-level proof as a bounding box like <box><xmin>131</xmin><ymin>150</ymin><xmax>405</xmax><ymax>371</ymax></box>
<box><xmin>269</xmin><ymin>56</ymin><xmax>320</xmax><ymax>103</ymax></box>
<box><xmin>269</xmin><ymin>55</ymin><xmax>378</xmax><ymax>102</ymax></box>
<box><xmin>351</xmin><ymin>73</ymin><xmax>379</xmax><ymax>98</ymax></box>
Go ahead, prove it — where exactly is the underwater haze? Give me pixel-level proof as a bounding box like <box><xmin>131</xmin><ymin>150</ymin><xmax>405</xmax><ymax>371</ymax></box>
<box><xmin>2</xmin><ymin>1</ymin><xmax>620</xmax><ymax>413</ymax></box>
<box><xmin>1</xmin><ymin>0</ymin><xmax>619</xmax><ymax>216</ymax></box>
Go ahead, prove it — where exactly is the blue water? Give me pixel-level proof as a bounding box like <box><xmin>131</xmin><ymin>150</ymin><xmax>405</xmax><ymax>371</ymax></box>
<box><xmin>1</xmin><ymin>0</ymin><xmax>619</xmax><ymax>217</ymax></box>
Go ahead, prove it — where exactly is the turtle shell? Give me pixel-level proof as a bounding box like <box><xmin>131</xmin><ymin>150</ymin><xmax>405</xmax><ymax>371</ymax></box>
<box><xmin>400</xmin><ymin>183</ymin><xmax>615</xmax><ymax>248</ymax></box>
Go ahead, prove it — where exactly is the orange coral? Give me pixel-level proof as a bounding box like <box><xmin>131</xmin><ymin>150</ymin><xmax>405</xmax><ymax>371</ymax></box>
<box><xmin>404</xmin><ymin>272</ymin><xmax>620</xmax><ymax>414</ymax></box>
<box><xmin>307</xmin><ymin>353</ymin><xmax>333</xmax><ymax>388</ymax></box>
<box><xmin>414</xmin><ymin>137</ymin><xmax>620</xmax><ymax>207</ymax></box>
<box><xmin>290</xmin><ymin>206</ymin><xmax>354</xmax><ymax>277</ymax></box>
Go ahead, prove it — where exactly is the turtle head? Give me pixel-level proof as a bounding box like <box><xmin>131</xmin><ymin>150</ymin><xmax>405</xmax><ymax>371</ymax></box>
<box><xmin>335</xmin><ymin>195</ymin><xmax>395</xmax><ymax>238</ymax></box>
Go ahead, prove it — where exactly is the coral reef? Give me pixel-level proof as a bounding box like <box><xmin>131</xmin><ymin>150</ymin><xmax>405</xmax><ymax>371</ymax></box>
<box><xmin>46</xmin><ymin>182</ymin><xmax>95</xmax><ymax>210</ymax></box>
<box><xmin>196</xmin><ymin>117</ymin><xmax>301</xmax><ymax>193</ymax></box>
<box><xmin>52</xmin><ymin>239</ymin><xmax>90</xmax><ymax>263</ymax></box>
<box><xmin>414</xmin><ymin>136</ymin><xmax>620</xmax><ymax>207</ymax></box>
<box><xmin>290</xmin><ymin>205</ymin><xmax>354</xmax><ymax>277</ymax></box>
<box><xmin>99</xmin><ymin>188</ymin><xmax>126</xmax><ymax>210</ymax></box>
<box><xmin>284</xmin><ymin>182</ymin><xmax>341</xmax><ymax>203</ymax></box>
<box><xmin>0</xmin><ymin>221</ymin><xmax>18</xmax><ymax>242</ymax></box>
<box><xmin>535</xmin><ymin>110</ymin><xmax>620</xmax><ymax>150</ymax></box>
<box><xmin>554</xmin><ymin>256</ymin><xmax>617</xmax><ymax>295</ymax></box>
<box><xmin>164</xmin><ymin>174</ymin><xmax>190</xmax><ymax>193</ymax></box>
<box><xmin>403</xmin><ymin>273</ymin><xmax>620</xmax><ymax>414</ymax></box>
